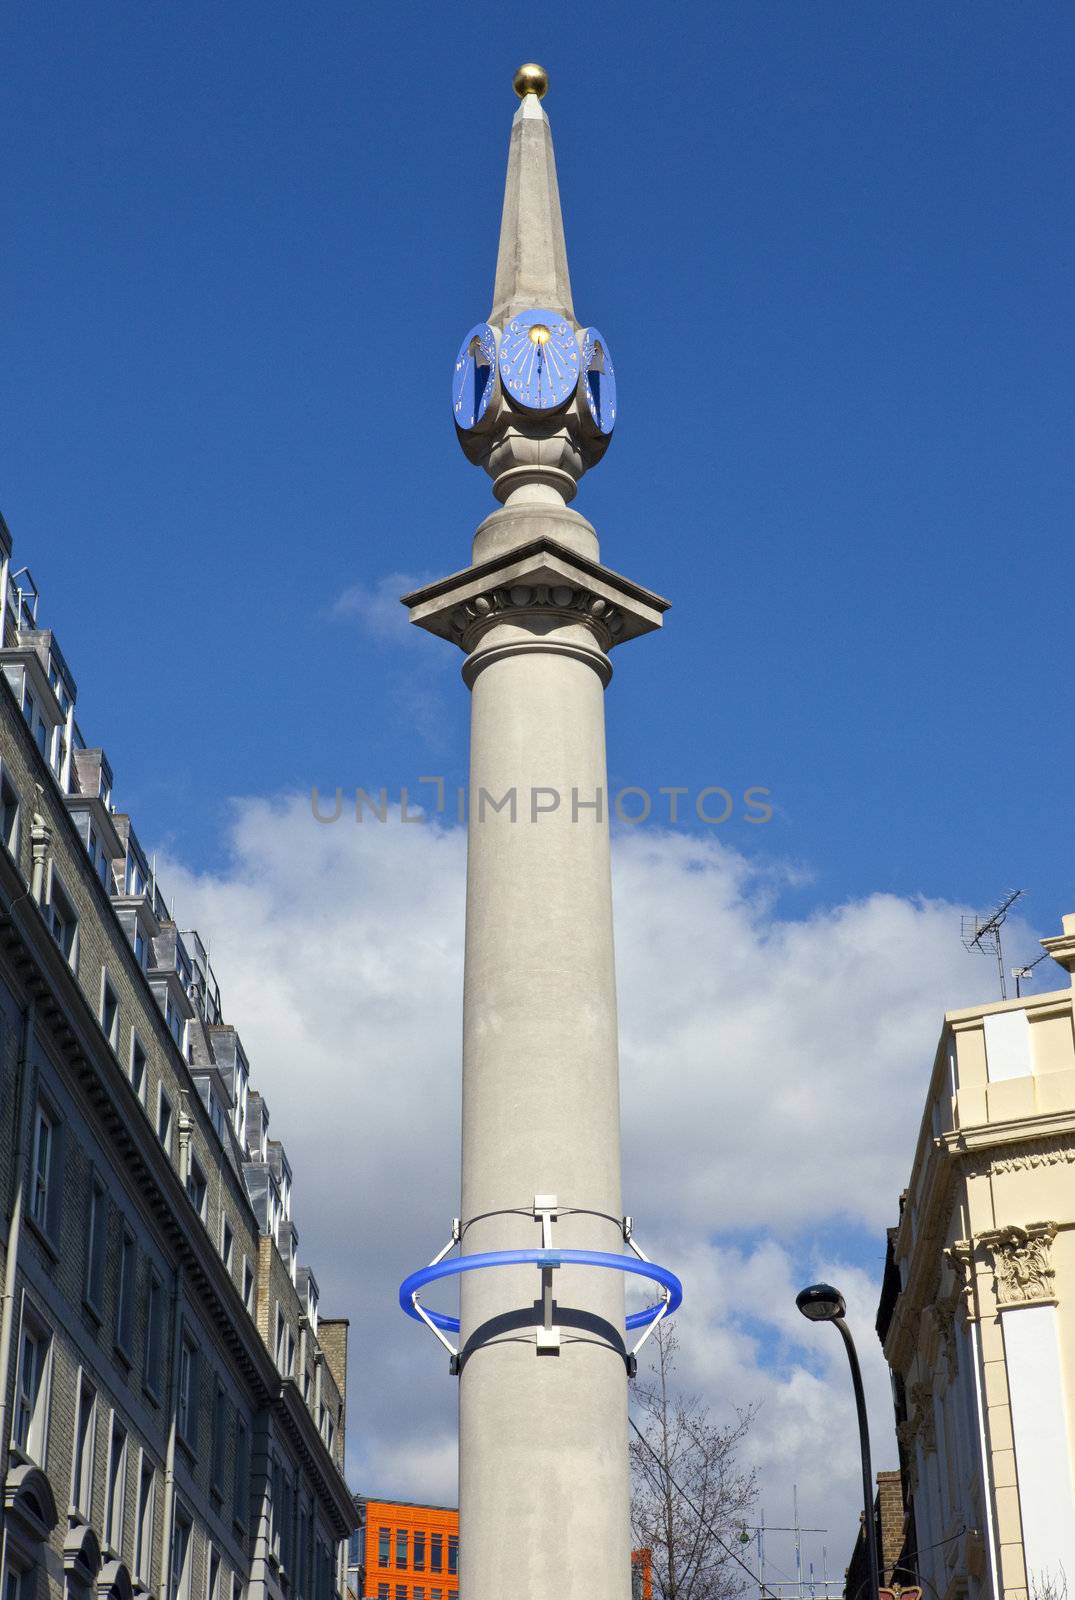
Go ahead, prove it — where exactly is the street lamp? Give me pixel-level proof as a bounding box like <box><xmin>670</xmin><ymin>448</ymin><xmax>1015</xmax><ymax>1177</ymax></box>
<box><xmin>796</xmin><ymin>1284</ymin><xmax>882</xmax><ymax>1600</ymax></box>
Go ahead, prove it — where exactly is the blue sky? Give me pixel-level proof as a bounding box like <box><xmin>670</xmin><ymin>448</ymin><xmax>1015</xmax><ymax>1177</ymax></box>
<box><xmin>5</xmin><ymin>0</ymin><xmax>1073</xmax><ymax>957</ymax></box>
<box><xmin>6</xmin><ymin>0</ymin><xmax>1073</xmax><ymax>1550</ymax></box>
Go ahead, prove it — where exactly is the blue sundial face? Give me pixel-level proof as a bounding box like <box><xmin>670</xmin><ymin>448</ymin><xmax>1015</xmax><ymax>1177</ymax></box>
<box><xmin>499</xmin><ymin>308</ymin><xmax>578</xmax><ymax>412</ymax></box>
<box><xmin>452</xmin><ymin>323</ymin><xmax>497</xmax><ymax>431</ymax></box>
<box><xmin>581</xmin><ymin>328</ymin><xmax>616</xmax><ymax>435</ymax></box>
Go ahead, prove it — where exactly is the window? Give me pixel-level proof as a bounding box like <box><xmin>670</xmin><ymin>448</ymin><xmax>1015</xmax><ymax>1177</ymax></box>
<box><xmin>221</xmin><ymin>1214</ymin><xmax>234</xmax><ymax>1272</ymax></box>
<box><xmin>0</xmin><ymin>767</ymin><xmax>19</xmax><ymax>857</ymax></box>
<box><xmin>395</xmin><ymin>1588</ymin><xmax>406</xmax><ymax>1600</ymax></box>
<box><xmin>115</xmin><ymin>1228</ymin><xmax>136</xmax><ymax>1356</ymax></box>
<box><xmin>105</xmin><ymin>1416</ymin><xmax>128</xmax><ymax>1552</ymax></box>
<box><xmin>46</xmin><ymin>872</ymin><xmax>78</xmax><ymax>966</ymax></box>
<box><xmin>275</xmin><ymin>1307</ymin><xmax>287</xmax><ymax>1371</ymax></box>
<box><xmin>396</xmin><ymin>1531</ymin><xmax>408</xmax><ymax>1570</ymax></box>
<box><xmin>134</xmin><ymin>927</ymin><xmax>147</xmax><ymax>968</ymax></box>
<box><xmin>377</xmin><ymin>1587</ymin><xmax>389</xmax><ymax>1600</ymax></box>
<box><xmin>447</xmin><ymin>1537</ymin><xmax>457</xmax><ymax>1577</ymax></box>
<box><xmin>135</xmin><ymin>1455</ymin><xmax>156</xmax><ymax>1584</ymax></box>
<box><xmin>211</xmin><ymin>1379</ymin><xmax>227</xmax><ymax>1495</ymax></box>
<box><xmin>166</xmin><ymin>998</ymin><xmax>185</xmax><ymax>1054</ymax></box>
<box><xmin>431</xmin><ymin>1591</ymin><xmax>442</xmax><ymax>1600</ymax></box>
<box><xmin>233</xmin><ymin>1415</ymin><xmax>249</xmax><ymax>1528</ymax></box>
<box><xmin>177</xmin><ymin>1333</ymin><xmax>198</xmax><ymax>1449</ymax></box>
<box><xmin>99</xmin><ymin>974</ymin><xmax>119</xmax><ymax>1049</ymax></box>
<box><xmin>232</xmin><ymin>1578</ymin><xmax>243</xmax><ymax>1600</ymax></box>
<box><xmin>12</xmin><ymin>1310</ymin><xmax>50</xmax><ymax>1461</ymax></box>
<box><xmin>130</xmin><ymin>1034</ymin><xmax>147</xmax><ymax>1103</ymax></box>
<box><xmin>414</xmin><ymin>1589</ymin><xmax>425</xmax><ymax>1600</ymax></box>
<box><xmin>378</xmin><ymin>1530</ymin><xmax>390</xmax><ymax>1569</ymax></box>
<box><xmin>72</xmin><ymin>1375</ymin><xmax>96</xmax><ymax>1517</ymax></box>
<box><xmin>21</xmin><ymin>691</ymin><xmax>33</xmax><ymax>729</ymax></box>
<box><xmin>412</xmin><ymin>1532</ymin><xmax>425</xmax><ymax>1573</ymax></box>
<box><xmin>158</xmin><ymin>1086</ymin><xmax>173</xmax><ymax>1155</ymax></box>
<box><xmin>170</xmin><ymin>1504</ymin><xmax>193</xmax><ymax>1600</ymax></box>
<box><xmin>242</xmin><ymin>1259</ymin><xmax>254</xmax><ymax>1313</ymax></box>
<box><xmin>84</xmin><ymin>1173</ymin><xmax>107</xmax><ymax>1314</ymax></box>
<box><xmin>4</xmin><ymin>1559</ymin><xmax>31</xmax><ymax>1600</ymax></box>
<box><xmin>207</xmin><ymin>1089</ymin><xmax>227</xmax><ymax>1145</ymax></box>
<box><xmin>270</xmin><ymin>1456</ymin><xmax>284</xmax><ymax>1564</ymax></box>
<box><xmin>286</xmin><ymin>1330</ymin><xmax>296</xmax><ymax>1378</ymax></box>
<box><xmin>29</xmin><ymin>1104</ymin><xmax>54</xmax><ymax>1233</ymax></box>
<box><xmin>144</xmin><ymin>1269</ymin><xmax>164</xmax><ymax>1400</ymax></box>
<box><xmin>186</xmin><ymin>1157</ymin><xmax>207</xmax><ymax>1221</ymax></box>
<box><xmin>430</xmin><ymin>1536</ymin><xmax>442</xmax><ymax>1575</ymax></box>
<box><xmin>207</xmin><ymin>1549</ymin><xmax>221</xmax><ymax>1600</ymax></box>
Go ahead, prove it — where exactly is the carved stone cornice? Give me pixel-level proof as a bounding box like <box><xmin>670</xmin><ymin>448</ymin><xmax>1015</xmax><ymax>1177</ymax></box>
<box><xmin>978</xmin><ymin>1221</ymin><xmax>1058</xmax><ymax>1307</ymax></box>
<box><xmin>980</xmin><ymin>1136</ymin><xmax>1075</xmax><ymax>1176</ymax></box>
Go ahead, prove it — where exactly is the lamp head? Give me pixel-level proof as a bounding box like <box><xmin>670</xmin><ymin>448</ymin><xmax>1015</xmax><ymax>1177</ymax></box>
<box><xmin>796</xmin><ymin>1283</ymin><xmax>846</xmax><ymax>1322</ymax></box>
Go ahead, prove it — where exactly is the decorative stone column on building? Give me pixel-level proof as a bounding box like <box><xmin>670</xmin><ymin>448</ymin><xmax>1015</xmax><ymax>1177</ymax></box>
<box><xmin>400</xmin><ymin>66</ymin><xmax>675</xmax><ymax>1600</ymax></box>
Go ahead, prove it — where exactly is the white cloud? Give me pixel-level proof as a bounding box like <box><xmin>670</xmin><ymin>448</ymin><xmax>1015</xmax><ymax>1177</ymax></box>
<box><xmin>330</xmin><ymin>573</ymin><xmax>431</xmax><ymax>645</ymax></box>
<box><xmin>158</xmin><ymin>801</ymin><xmax>1034</xmax><ymax>1563</ymax></box>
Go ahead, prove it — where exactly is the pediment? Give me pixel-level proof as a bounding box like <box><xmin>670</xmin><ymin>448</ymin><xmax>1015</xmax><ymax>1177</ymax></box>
<box><xmin>3</xmin><ymin>1461</ymin><xmax>58</xmax><ymax>1543</ymax></box>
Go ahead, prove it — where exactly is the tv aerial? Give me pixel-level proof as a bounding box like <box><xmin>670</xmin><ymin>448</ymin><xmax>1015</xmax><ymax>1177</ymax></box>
<box><xmin>961</xmin><ymin>889</ymin><xmax>1025</xmax><ymax>1000</ymax></box>
<box><xmin>1012</xmin><ymin>950</ymin><xmax>1048</xmax><ymax>999</ymax></box>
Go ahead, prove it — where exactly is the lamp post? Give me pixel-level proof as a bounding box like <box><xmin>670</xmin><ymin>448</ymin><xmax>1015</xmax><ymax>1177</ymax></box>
<box><xmin>796</xmin><ymin>1283</ymin><xmax>882</xmax><ymax>1600</ymax></box>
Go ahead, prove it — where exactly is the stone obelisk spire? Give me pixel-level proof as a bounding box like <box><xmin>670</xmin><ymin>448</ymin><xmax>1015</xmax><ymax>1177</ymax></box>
<box><xmin>404</xmin><ymin>64</ymin><xmax>668</xmax><ymax>1600</ymax></box>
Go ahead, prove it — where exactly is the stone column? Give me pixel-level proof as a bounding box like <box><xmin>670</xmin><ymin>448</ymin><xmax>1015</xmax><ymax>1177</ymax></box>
<box><xmin>458</xmin><ymin>519</ymin><xmax>627</xmax><ymax>1600</ymax></box>
<box><xmin>405</xmin><ymin>497</ymin><xmax>666</xmax><ymax>1600</ymax></box>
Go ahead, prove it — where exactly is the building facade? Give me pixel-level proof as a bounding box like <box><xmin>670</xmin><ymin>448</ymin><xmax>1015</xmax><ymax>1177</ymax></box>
<box><xmin>347</xmin><ymin>1501</ymin><xmax>457</xmax><ymax>1600</ymax></box>
<box><xmin>346</xmin><ymin>1497</ymin><xmax>651</xmax><ymax>1600</ymax></box>
<box><xmin>876</xmin><ymin>916</ymin><xmax>1075</xmax><ymax>1600</ymax></box>
<box><xmin>0</xmin><ymin>517</ymin><xmax>355</xmax><ymax>1600</ymax></box>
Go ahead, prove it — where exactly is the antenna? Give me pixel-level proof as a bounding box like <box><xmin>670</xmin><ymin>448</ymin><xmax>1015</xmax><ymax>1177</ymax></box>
<box><xmin>1012</xmin><ymin>949</ymin><xmax>1048</xmax><ymax>999</ymax></box>
<box><xmin>962</xmin><ymin>889</ymin><xmax>1025</xmax><ymax>999</ymax></box>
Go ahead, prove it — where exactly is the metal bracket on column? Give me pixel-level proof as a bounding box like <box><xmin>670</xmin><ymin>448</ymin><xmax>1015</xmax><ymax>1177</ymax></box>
<box><xmin>400</xmin><ymin>1208</ymin><xmax>683</xmax><ymax>1377</ymax></box>
<box><xmin>536</xmin><ymin>1255</ymin><xmax>561</xmax><ymax>1353</ymax></box>
<box><xmin>533</xmin><ymin>1195</ymin><xmax>561</xmax><ymax>1351</ymax></box>
<box><xmin>534</xmin><ymin>1193</ymin><xmax>558</xmax><ymax>1248</ymax></box>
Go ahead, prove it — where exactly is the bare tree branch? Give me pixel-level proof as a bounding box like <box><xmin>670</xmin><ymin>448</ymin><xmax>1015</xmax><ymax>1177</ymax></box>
<box><xmin>630</xmin><ymin>1322</ymin><xmax>758</xmax><ymax>1600</ymax></box>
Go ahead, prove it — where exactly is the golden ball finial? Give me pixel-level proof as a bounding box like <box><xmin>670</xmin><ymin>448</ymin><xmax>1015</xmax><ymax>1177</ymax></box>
<box><xmin>513</xmin><ymin>62</ymin><xmax>548</xmax><ymax>100</ymax></box>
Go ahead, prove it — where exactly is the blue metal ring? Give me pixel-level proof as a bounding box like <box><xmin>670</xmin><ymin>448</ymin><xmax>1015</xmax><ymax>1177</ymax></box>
<box><xmin>399</xmin><ymin>1249</ymin><xmax>683</xmax><ymax>1334</ymax></box>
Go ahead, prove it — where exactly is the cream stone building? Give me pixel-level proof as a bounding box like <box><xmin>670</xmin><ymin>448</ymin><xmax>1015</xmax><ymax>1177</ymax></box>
<box><xmin>877</xmin><ymin>915</ymin><xmax>1075</xmax><ymax>1600</ymax></box>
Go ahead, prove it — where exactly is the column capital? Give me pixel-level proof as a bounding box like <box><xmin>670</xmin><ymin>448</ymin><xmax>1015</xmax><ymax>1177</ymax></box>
<box><xmin>402</xmin><ymin>537</ymin><xmax>669</xmax><ymax>660</ymax></box>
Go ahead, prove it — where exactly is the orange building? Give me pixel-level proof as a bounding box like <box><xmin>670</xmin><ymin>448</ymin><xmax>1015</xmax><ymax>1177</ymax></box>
<box><xmin>346</xmin><ymin>1496</ymin><xmax>650</xmax><ymax>1600</ymax></box>
<box><xmin>350</xmin><ymin>1499</ymin><xmax>459</xmax><ymax>1600</ymax></box>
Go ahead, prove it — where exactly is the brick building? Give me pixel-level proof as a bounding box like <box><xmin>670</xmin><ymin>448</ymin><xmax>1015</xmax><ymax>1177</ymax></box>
<box><xmin>842</xmin><ymin>1470</ymin><xmax>909</xmax><ymax>1600</ymax></box>
<box><xmin>0</xmin><ymin>516</ymin><xmax>355</xmax><ymax>1600</ymax></box>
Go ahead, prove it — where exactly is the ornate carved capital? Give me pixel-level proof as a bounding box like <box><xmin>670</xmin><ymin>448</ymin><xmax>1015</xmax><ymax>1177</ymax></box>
<box><xmin>449</xmin><ymin>580</ymin><xmax>625</xmax><ymax>651</ymax></box>
<box><xmin>908</xmin><ymin>1381</ymin><xmax>937</xmax><ymax>1453</ymax></box>
<box><xmin>925</xmin><ymin>1296</ymin><xmax>959</xmax><ymax>1383</ymax></box>
<box><xmin>979</xmin><ymin>1222</ymin><xmax>1058</xmax><ymax>1307</ymax></box>
<box><xmin>945</xmin><ymin>1240</ymin><xmax>978</xmax><ymax>1323</ymax></box>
